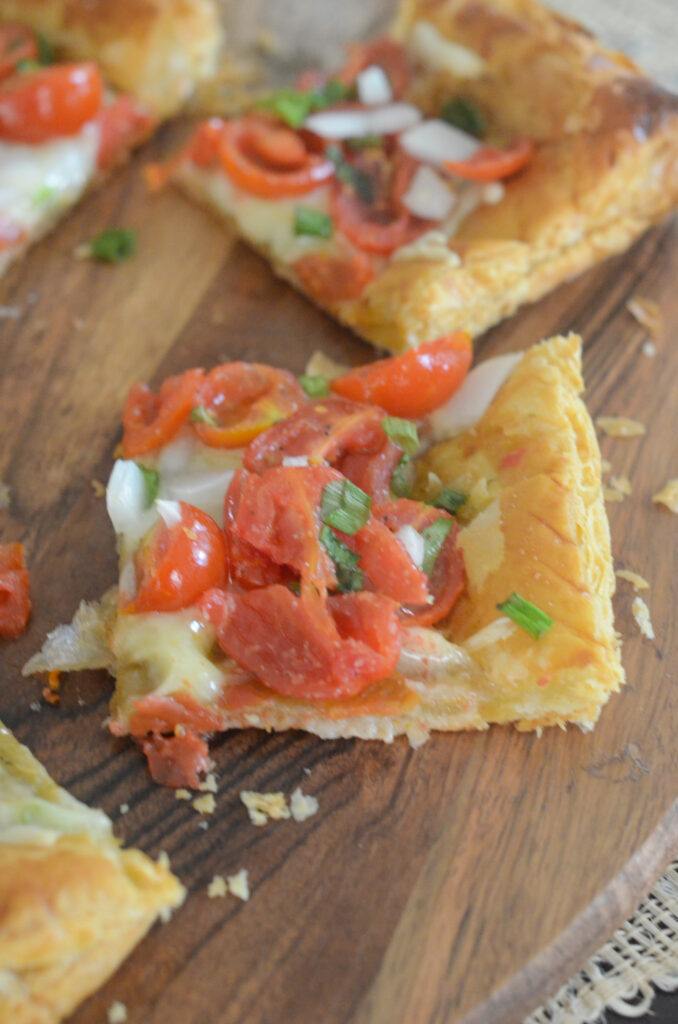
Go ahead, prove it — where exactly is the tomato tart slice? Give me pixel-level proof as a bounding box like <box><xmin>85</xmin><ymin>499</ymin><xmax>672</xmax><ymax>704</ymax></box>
<box><xmin>25</xmin><ymin>334</ymin><xmax>623</xmax><ymax>787</ymax></box>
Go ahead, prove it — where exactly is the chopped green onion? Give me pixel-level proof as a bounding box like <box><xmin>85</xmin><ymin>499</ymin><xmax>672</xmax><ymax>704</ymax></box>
<box><xmin>321</xmin><ymin>479</ymin><xmax>371</xmax><ymax>535</ymax></box>
<box><xmin>257</xmin><ymin>79</ymin><xmax>352</xmax><ymax>129</ymax></box>
<box><xmin>346</xmin><ymin>134</ymin><xmax>384</xmax><ymax>151</ymax></box>
<box><xmin>137</xmin><ymin>465</ymin><xmax>160</xmax><ymax>506</ymax></box>
<box><xmin>309</xmin><ymin>78</ymin><xmax>353</xmax><ymax>110</ymax></box>
<box><xmin>36</xmin><ymin>32</ymin><xmax>55</xmax><ymax>65</ymax></box>
<box><xmin>421</xmin><ymin>517</ymin><xmax>453</xmax><ymax>575</ymax></box>
<box><xmin>390</xmin><ymin>453</ymin><xmax>412</xmax><ymax>499</ymax></box>
<box><xmin>321</xmin><ymin>526</ymin><xmax>364</xmax><ymax>592</ymax></box>
<box><xmin>294</xmin><ymin>207</ymin><xmax>333</xmax><ymax>239</ymax></box>
<box><xmin>326</xmin><ymin>146</ymin><xmax>375</xmax><ymax>205</ymax></box>
<box><xmin>32</xmin><ymin>185</ymin><xmax>56</xmax><ymax>206</ymax></box>
<box><xmin>441</xmin><ymin>97</ymin><xmax>485</xmax><ymax>139</ymax></box>
<box><xmin>432</xmin><ymin>488</ymin><xmax>467</xmax><ymax>515</ymax></box>
<box><xmin>190</xmin><ymin>405</ymin><xmax>219</xmax><ymax>426</ymax></box>
<box><xmin>88</xmin><ymin>227</ymin><xmax>137</xmax><ymax>263</ymax></box>
<box><xmin>16</xmin><ymin>58</ymin><xmax>42</xmax><ymax>74</ymax></box>
<box><xmin>382</xmin><ymin>416</ymin><xmax>420</xmax><ymax>455</ymax></box>
<box><xmin>298</xmin><ymin>373</ymin><xmax>330</xmax><ymax>398</ymax></box>
<box><xmin>496</xmin><ymin>593</ymin><xmax>553</xmax><ymax>639</ymax></box>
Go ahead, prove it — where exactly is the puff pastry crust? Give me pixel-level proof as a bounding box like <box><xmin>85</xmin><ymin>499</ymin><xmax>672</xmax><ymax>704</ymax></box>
<box><xmin>0</xmin><ymin>0</ymin><xmax>223</xmax><ymax>117</ymax></box>
<box><xmin>0</xmin><ymin>720</ymin><xmax>185</xmax><ymax>1024</ymax></box>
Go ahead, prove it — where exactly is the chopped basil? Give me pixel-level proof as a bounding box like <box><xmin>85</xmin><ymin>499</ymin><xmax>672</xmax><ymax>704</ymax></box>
<box><xmin>36</xmin><ymin>32</ymin><xmax>55</xmax><ymax>65</ymax></box>
<box><xmin>432</xmin><ymin>488</ymin><xmax>467</xmax><ymax>515</ymax></box>
<box><xmin>321</xmin><ymin>479</ymin><xmax>371</xmax><ymax>535</ymax></box>
<box><xmin>346</xmin><ymin>134</ymin><xmax>384</xmax><ymax>151</ymax></box>
<box><xmin>326</xmin><ymin>146</ymin><xmax>375</xmax><ymax>205</ymax></box>
<box><xmin>298</xmin><ymin>373</ymin><xmax>330</xmax><ymax>398</ymax></box>
<box><xmin>441</xmin><ymin>97</ymin><xmax>485</xmax><ymax>139</ymax></box>
<box><xmin>421</xmin><ymin>517</ymin><xmax>453</xmax><ymax>576</ymax></box>
<box><xmin>87</xmin><ymin>228</ymin><xmax>137</xmax><ymax>263</ymax></box>
<box><xmin>390</xmin><ymin>453</ymin><xmax>412</xmax><ymax>499</ymax></box>
<box><xmin>294</xmin><ymin>207</ymin><xmax>333</xmax><ymax>239</ymax></box>
<box><xmin>496</xmin><ymin>593</ymin><xmax>553</xmax><ymax>639</ymax></box>
<box><xmin>321</xmin><ymin>526</ymin><xmax>364</xmax><ymax>592</ymax></box>
<box><xmin>190</xmin><ymin>405</ymin><xmax>219</xmax><ymax>426</ymax></box>
<box><xmin>309</xmin><ymin>78</ymin><xmax>353</xmax><ymax>110</ymax></box>
<box><xmin>381</xmin><ymin>416</ymin><xmax>420</xmax><ymax>456</ymax></box>
<box><xmin>137</xmin><ymin>465</ymin><xmax>160</xmax><ymax>506</ymax></box>
<box><xmin>258</xmin><ymin>79</ymin><xmax>352</xmax><ymax>129</ymax></box>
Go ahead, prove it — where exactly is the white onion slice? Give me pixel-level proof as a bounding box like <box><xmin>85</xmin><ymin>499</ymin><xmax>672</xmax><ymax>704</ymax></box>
<box><xmin>356</xmin><ymin>65</ymin><xmax>393</xmax><ymax>106</ymax></box>
<box><xmin>156</xmin><ymin>498</ymin><xmax>183</xmax><ymax>528</ymax></box>
<box><xmin>163</xmin><ymin>468</ymin><xmax>235</xmax><ymax>523</ymax></box>
<box><xmin>304</xmin><ymin>102</ymin><xmax>421</xmax><ymax>140</ymax></box>
<box><xmin>106</xmin><ymin>460</ymin><xmax>157</xmax><ymax>545</ymax></box>
<box><xmin>427</xmin><ymin>352</ymin><xmax>523</xmax><ymax>440</ymax></box>
<box><xmin>282</xmin><ymin>455</ymin><xmax>310</xmax><ymax>467</ymax></box>
<box><xmin>410</xmin><ymin>20</ymin><xmax>486</xmax><ymax>79</ymax></box>
<box><xmin>400</xmin><ymin>119</ymin><xmax>479</xmax><ymax>167</ymax></box>
<box><xmin>401</xmin><ymin>165</ymin><xmax>456</xmax><ymax>220</ymax></box>
<box><xmin>397</xmin><ymin>626</ymin><xmax>470</xmax><ymax>679</ymax></box>
<box><xmin>395</xmin><ymin>525</ymin><xmax>425</xmax><ymax>569</ymax></box>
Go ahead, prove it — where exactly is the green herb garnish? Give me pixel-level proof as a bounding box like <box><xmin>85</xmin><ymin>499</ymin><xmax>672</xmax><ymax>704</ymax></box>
<box><xmin>257</xmin><ymin>79</ymin><xmax>352</xmax><ymax>129</ymax></box>
<box><xmin>298</xmin><ymin>373</ymin><xmax>330</xmax><ymax>398</ymax></box>
<box><xmin>390</xmin><ymin>454</ymin><xmax>412</xmax><ymax>499</ymax></box>
<box><xmin>294</xmin><ymin>207</ymin><xmax>333</xmax><ymax>239</ymax></box>
<box><xmin>441</xmin><ymin>97</ymin><xmax>485</xmax><ymax>139</ymax></box>
<box><xmin>321</xmin><ymin>479</ymin><xmax>371</xmax><ymax>535</ymax></box>
<box><xmin>309</xmin><ymin>78</ymin><xmax>353</xmax><ymax>110</ymax></box>
<box><xmin>320</xmin><ymin>526</ymin><xmax>364</xmax><ymax>592</ymax></box>
<box><xmin>432</xmin><ymin>488</ymin><xmax>467</xmax><ymax>515</ymax></box>
<box><xmin>190</xmin><ymin>405</ymin><xmax>219</xmax><ymax>426</ymax></box>
<box><xmin>496</xmin><ymin>593</ymin><xmax>553</xmax><ymax>639</ymax></box>
<box><xmin>381</xmin><ymin>416</ymin><xmax>420</xmax><ymax>456</ymax></box>
<box><xmin>137</xmin><ymin>465</ymin><xmax>160</xmax><ymax>506</ymax></box>
<box><xmin>88</xmin><ymin>227</ymin><xmax>137</xmax><ymax>263</ymax></box>
<box><xmin>421</xmin><ymin>517</ymin><xmax>453</xmax><ymax>575</ymax></box>
<box><xmin>36</xmin><ymin>33</ymin><xmax>55</xmax><ymax>65</ymax></box>
<box><xmin>32</xmin><ymin>185</ymin><xmax>56</xmax><ymax>206</ymax></box>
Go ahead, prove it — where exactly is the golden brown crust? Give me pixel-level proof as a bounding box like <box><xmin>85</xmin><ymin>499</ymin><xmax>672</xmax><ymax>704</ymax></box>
<box><xmin>0</xmin><ymin>0</ymin><xmax>223</xmax><ymax>116</ymax></box>
<box><xmin>0</xmin><ymin>722</ymin><xmax>185</xmax><ymax>1024</ymax></box>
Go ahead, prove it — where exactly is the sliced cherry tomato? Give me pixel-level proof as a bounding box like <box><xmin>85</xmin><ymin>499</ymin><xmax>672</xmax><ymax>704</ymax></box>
<box><xmin>0</xmin><ymin>215</ymin><xmax>26</xmax><ymax>251</ymax></box>
<box><xmin>337</xmin><ymin>37</ymin><xmax>412</xmax><ymax>99</ymax></box>
<box><xmin>0</xmin><ymin>62</ymin><xmax>103</xmax><ymax>144</ymax></box>
<box><xmin>192</xmin><ymin>362</ymin><xmax>305</xmax><ymax>449</ymax></box>
<box><xmin>128</xmin><ymin>502</ymin><xmax>226</xmax><ymax>614</ymax></box>
<box><xmin>223</xmin><ymin>469</ymin><xmax>290</xmax><ymax>590</ymax></box>
<box><xmin>0</xmin><ymin>24</ymin><xmax>38</xmax><ymax>81</ymax></box>
<box><xmin>336</xmin><ymin>438</ymin><xmax>402</xmax><ymax>504</ymax></box>
<box><xmin>331</xmin><ymin>334</ymin><xmax>473</xmax><ymax>418</ymax></box>
<box><xmin>122</xmin><ymin>368</ymin><xmax>204</xmax><ymax>457</ymax></box>
<box><xmin>331</xmin><ymin>182</ymin><xmax>426</xmax><ymax>255</ymax></box>
<box><xmin>375</xmin><ymin>500</ymin><xmax>465</xmax><ymax>626</ymax></box>
<box><xmin>293</xmin><ymin>247</ymin><xmax>376</xmax><ymax>305</ymax></box>
<box><xmin>187</xmin><ymin>117</ymin><xmax>226</xmax><ymax>166</ymax></box>
<box><xmin>0</xmin><ymin>542</ymin><xmax>31</xmax><ymax>639</ymax></box>
<box><xmin>206</xmin><ymin>583</ymin><xmax>401</xmax><ymax>700</ymax></box>
<box><xmin>338</xmin><ymin>518</ymin><xmax>429</xmax><ymax>605</ymax></box>
<box><xmin>245</xmin><ymin>118</ymin><xmax>310</xmax><ymax>169</ymax></box>
<box><xmin>97</xmin><ymin>94</ymin><xmax>154</xmax><ymax>170</ymax></box>
<box><xmin>142</xmin><ymin>731</ymin><xmax>211</xmax><ymax>789</ymax></box>
<box><xmin>218</xmin><ymin>116</ymin><xmax>334</xmax><ymax>198</ymax></box>
<box><xmin>444</xmin><ymin>137</ymin><xmax>535</xmax><ymax>182</ymax></box>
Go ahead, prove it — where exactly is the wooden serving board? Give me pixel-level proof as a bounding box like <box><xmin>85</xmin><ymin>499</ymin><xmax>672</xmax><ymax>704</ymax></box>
<box><xmin>2</xmin><ymin>16</ymin><xmax>678</xmax><ymax>1024</ymax></box>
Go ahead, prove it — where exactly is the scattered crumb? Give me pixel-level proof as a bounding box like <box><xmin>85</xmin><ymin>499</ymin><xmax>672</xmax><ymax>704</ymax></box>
<box><xmin>207</xmin><ymin>875</ymin><xmax>228</xmax><ymax>899</ymax></box>
<box><xmin>157</xmin><ymin>851</ymin><xmax>171</xmax><ymax>870</ymax></box>
<box><xmin>601</xmin><ymin>458</ymin><xmax>612</xmax><ymax>474</ymax></box>
<box><xmin>652</xmin><ymin>479</ymin><xmax>678</xmax><ymax>513</ymax></box>
<box><xmin>227</xmin><ymin>869</ymin><xmax>250</xmax><ymax>902</ymax></box>
<box><xmin>175</xmin><ymin>788</ymin><xmax>191</xmax><ymax>801</ymax></box>
<box><xmin>610</xmin><ymin>475</ymin><xmax>632</xmax><ymax>496</ymax></box>
<box><xmin>616</xmin><ymin>570</ymin><xmax>649</xmax><ymax>591</ymax></box>
<box><xmin>241</xmin><ymin>790</ymin><xmax>290</xmax><ymax>826</ymax></box>
<box><xmin>596</xmin><ymin>416</ymin><xmax>646</xmax><ymax>438</ymax></box>
<box><xmin>119</xmin><ymin>803</ymin><xmax>129</xmax><ymax>815</ymax></box>
<box><xmin>192</xmin><ymin>793</ymin><xmax>216</xmax><ymax>815</ymax></box>
<box><xmin>107</xmin><ymin>1002</ymin><xmax>127</xmax><ymax>1024</ymax></box>
<box><xmin>632</xmin><ymin>597</ymin><xmax>655</xmax><ymax>640</ymax></box>
<box><xmin>603</xmin><ymin>486</ymin><xmax>625</xmax><ymax>503</ymax></box>
<box><xmin>303</xmin><ymin>767</ymin><xmax>311</xmax><ymax>776</ymax></box>
<box><xmin>91</xmin><ymin>478</ymin><xmax>105</xmax><ymax>498</ymax></box>
<box><xmin>406</xmin><ymin>722</ymin><xmax>430</xmax><ymax>749</ymax></box>
<box><xmin>290</xmin><ymin>787</ymin><xmax>319</xmax><ymax>822</ymax></box>
<box><xmin>626</xmin><ymin>295</ymin><xmax>664</xmax><ymax>341</ymax></box>
<box><xmin>159</xmin><ymin>906</ymin><xmax>173</xmax><ymax>924</ymax></box>
<box><xmin>29</xmin><ymin>701</ymin><xmax>41</xmax><ymax>712</ymax></box>
<box><xmin>642</xmin><ymin>340</ymin><xmax>657</xmax><ymax>358</ymax></box>
<box><xmin>197</xmin><ymin>819</ymin><xmax>209</xmax><ymax>830</ymax></box>
<box><xmin>42</xmin><ymin>669</ymin><xmax>61</xmax><ymax>706</ymax></box>
<box><xmin>199</xmin><ymin>772</ymin><xmax>218</xmax><ymax>793</ymax></box>
<box><xmin>0</xmin><ymin>481</ymin><xmax>10</xmax><ymax>509</ymax></box>
<box><xmin>0</xmin><ymin>305</ymin><xmax>21</xmax><ymax>319</ymax></box>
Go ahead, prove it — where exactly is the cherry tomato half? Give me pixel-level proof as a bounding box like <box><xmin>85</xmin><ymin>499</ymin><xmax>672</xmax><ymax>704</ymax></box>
<box><xmin>293</xmin><ymin>247</ymin><xmax>376</xmax><ymax>305</ymax></box>
<box><xmin>97</xmin><ymin>94</ymin><xmax>155</xmax><ymax>170</ymax></box>
<box><xmin>218</xmin><ymin>116</ymin><xmax>335</xmax><ymax>198</ymax></box>
<box><xmin>0</xmin><ymin>62</ymin><xmax>103</xmax><ymax>143</ymax></box>
<box><xmin>122</xmin><ymin>368</ymin><xmax>204</xmax><ymax>457</ymax></box>
<box><xmin>444</xmin><ymin>137</ymin><xmax>535</xmax><ymax>182</ymax></box>
<box><xmin>0</xmin><ymin>542</ymin><xmax>31</xmax><ymax>639</ymax></box>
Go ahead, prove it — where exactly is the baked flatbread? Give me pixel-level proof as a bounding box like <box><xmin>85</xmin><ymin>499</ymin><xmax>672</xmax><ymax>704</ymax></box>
<box><xmin>0</xmin><ymin>719</ymin><xmax>184</xmax><ymax>1024</ymax></box>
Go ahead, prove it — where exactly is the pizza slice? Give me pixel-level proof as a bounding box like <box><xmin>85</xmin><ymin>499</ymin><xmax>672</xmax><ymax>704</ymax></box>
<box><xmin>168</xmin><ymin>0</ymin><xmax>678</xmax><ymax>353</ymax></box>
<box><xmin>0</xmin><ymin>0</ymin><xmax>223</xmax><ymax>279</ymax></box>
<box><xmin>0</xmin><ymin>718</ymin><xmax>185</xmax><ymax>1024</ymax></box>
<box><xmin>24</xmin><ymin>332</ymin><xmax>623</xmax><ymax>785</ymax></box>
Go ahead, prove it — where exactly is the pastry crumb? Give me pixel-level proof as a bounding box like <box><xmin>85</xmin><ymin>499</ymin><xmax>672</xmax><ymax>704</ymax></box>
<box><xmin>175</xmin><ymin>788</ymin><xmax>191</xmax><ymax>800</ymax></box>
<box><xmin>240</xmin><ymin>790</ymin><xmax>290</xmax><ymax>826</ymax></box>
<box><xmin>90</xmin><ymin>478</ymin><xmax>105</xmax><ymax>498</ymax></box>
<box><xmin>227</xmin><ymin>869</ymin><xmax>250</xmax><ymax>901</ymax></box>
<box><xmin>596</xmin><ymin>416</ymin><xmax>646</xmax><ymax>438</ymax></box>
<box><xmin>632</xmin><ymin>597</ymin><xmax>655</xmax><ymax>640</ymax></box>
<box><xmin>290</xmin><ymin>787</ymin><xmax>319</xmax><ymax>822</ymax></box>
<box><xmin>197</xmin><ymin>819</ymin><xmax>209</xmax><ymax>830</ymax></box>
<box><xmin>601</xmin><ymin>458</ymin><xmax>612</xmax><ymax>474</ymax></box>
<box><xmin>192</xmin><ymin>793</ymin><xmax>216</xmax><ymax>815</ymax></box>
<box><xmin>0</xmin><ymin>305</ymin><xmax>21</xmax><ymax>319</ymax></box>
<box><xmin>107</xmin><ymin>1002</ymin><xmax>127</xmax><ymax>1024</ymax></box>
<box><xmin>207</xmin><ymin>875</ymin><xmax>228</xmax><ymax>899</ymax></box>
<box><xmin>29</xmin><ymin>700</ymin><xmax>41</xmax><ymax>712</ymax></box>
<box><xmin>603</xmin><ymin>486</ymin><xmax>624</xmax><ymax>503</ymax></box>
<box><xmin>652</xmin><ymin>479</ymin><xmax>678</xmax><ymax>513</ymax></box>
<box><xmin>610</xmin><ymin>475</ymin><xmax>631</xmax><ymax>495</ymax></box>
<box><xmin>199</xmin><ymin>772</ymin><xmax>218</xmax><ymax>793</ymax></box>
<box><xmin>157</xmin><ymin>851</ymin><xmax>171</xmax><ymax>870</ymax></box>
<box><xmin>642</xmin><ymin>340</ymin><xmax>657</xmax><ymax>358</ymax></box>
<box><xmin>119</xmin><ymin>803</ymin><xmax>129</xmax><ymax>815</ymax></box>
<box><xmin>626</xmin><ymin>295</ymin><xmax>664</xmax><ymax>341</ymax></box>
<box><xmin>616</xmin><ymin>570</ymin><xmax>649</xmax><ymax>591</ymax></box>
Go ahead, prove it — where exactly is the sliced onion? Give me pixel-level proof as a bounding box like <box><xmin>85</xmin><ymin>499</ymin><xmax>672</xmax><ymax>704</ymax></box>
<box><xmin>400</xmin><ymin>119</ymin><xmax>479</xmax><ymax>167</ymax></box>
<box><xmin>356</xmin><ymin>65</ymin><xmax>393</xmax><ymax>106</ymax></box>
<box><xmin>427</xmin><ymin>352</ymin><xmax>523</xmax><ymax>440</ymax></box>
<box><xmin>305</xmin><ymin>102</ymin><xmax>421</xmax><ymax>140</ymax></box>
<box><xmin>410</xmin><ymin>20</ymin><xmax>486</xmax><ymax>79</ymax></box>
<box><xmin>106</xmin><ymin>460</ymin><xmax>157</xmax><ymax>545</ymax></box>
<box><xmin>397</xmin><ymin>625</ymin><xmax>471</xmax><ymax>679</ymax></box>
<box><xmin>282</xmin><ymin>455</ymin><xmax>310</xmax><ymax>467</ymax></box>
<box><xmin>395</xmin><ymin>524</ymin><xmax>425</xmax><ymax>569</ymax></box>
<box><xmin>401</xmin><ymin>164</ymin><xmax>456</xmax><ymax>220</ymax></box>
<box><xmin>156</xmin><ymin>498</ymin><xmax>183</xmax><ymax>528</ymax></box>
<box><xmin>163</xmin><ymin>467</ymin><xmax>235</xmax><ymax>523</ymax></box>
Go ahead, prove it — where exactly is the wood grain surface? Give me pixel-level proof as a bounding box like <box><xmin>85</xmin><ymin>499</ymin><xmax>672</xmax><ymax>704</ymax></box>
<box><xmin>1</xmin><ymin>13</ymin><xmax>678</xmax><ymax>1024</ymax></box>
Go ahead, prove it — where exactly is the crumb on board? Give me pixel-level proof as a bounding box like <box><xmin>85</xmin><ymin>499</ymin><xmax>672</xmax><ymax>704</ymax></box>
<box><xmin>240</xmin><ymin>790</ymin><xmax>291</xmax><ymax>826</ymax></box>
<box><xmin>626</xmin><ymin>295</ymin><xmax>664</xmax><ymax>341</ymax></box>
<box><xmin>29</xmin><ymin>701</ymin><xmax>41</xmax><ymax>712</ymax></box>
<box><xmin>107</xmin><ymin>1002</ymin><xmax>127</xmax><ymax>1024</ymax></box>
<box><xmin>228</xmin><ymin>869</ymin><xmax>250</xmax><ymax>902</ymax></box>
<box><xmin>197</xmin><ymin>819</ymin><xmax>209</xmax><ymax>830</ymax></box>
<box><xmin>91</xmin><ymin>478</ymin><xmax>105</xmax><ymax>498</ymax></box>
<box><xmin>406</xmin><ymin>722</ymin><xmax>430</xmax><ymax>749</ymax></box>
<box><xmin>616</xmin><ymin>570</ymin><xmax>649</xmax><ymax>591</ymax></box>
<box><xmin>596</xmin><ymin>416</ymin><xmax>646</xmax><ymax>438</ymax></box>
<box><xmin>610</xmin><ymin>475</ymin><xmax>631</xmax><ymax>496</ymax></box>
<box><xmin>199</xmin><ymin>772</ymin><xmax>218</xmax><ymax>793</ymax></box>
<box><xmin>290</xmin><ymin>787</ymin><xmax>319</xmax><ymax>822</ymax></box>
<box><xmin>0</xmin><ymin>305</ymin><xmax>21</xmax><ymax>319</ymax></box>
<box><xmin>642</xmin><ymin>340</ymin><xmax>657</xmax><ymax>358</ymax></box>
<box><xmin>192</xmin><ymin>793</ymin><xmax>216</xmax><ymax>815</ymax></box>
<box><xmin>175</xmin><ymin>788</ymin><xmax>191</xmax><ymax>801</ymax></box>
<box><xmin>119</xmin><ymin>803</ymin><xmax>129</xmax><ymax>815</ymax></box>
<box><xmin>42</xmin><ymin>669</ymin><xmax>61</xmax><ymax>706</ymax></box>
<box><xmin>652</xmin><ymin>479</ymin><xmax>678</xmax><ymax>513</ymax></box>
<box><xmin>603</xmin><ymin>485</ymin><xmax>625</xmax><ymax>503</ymax></box>
<box><xmin>632</xmin><ymin>597</ymin><xmax>655</xmax><ymax>640</ymax></box>
<box><xmin>157</xmin><ymin>851</ymin><xmax>171</xmax><ymax>870</ymax></box>
<box><xmin>601</xmin><ymin>458</ymin><xmax>612</xmax><ymax>474</ymax></box>
<box><xmin>207</xmin><ymin>875</ymin><xmax>228</xmax><ymax>899</ymax></box>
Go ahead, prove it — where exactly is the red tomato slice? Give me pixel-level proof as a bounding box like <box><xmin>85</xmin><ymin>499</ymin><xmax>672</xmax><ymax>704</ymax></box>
<box><xmin>245</xmin><ymin>118</ymin><xmax>310</xmax><ymax>169</ymax></box>
<box><xmin>218</xmin><ymin>117</ymin><xmax>334</xmax><ymax>198</ymax></box>
<box><xmin>97</xmin><ymin>94</ymin><xmax>154</xmax><ymax>170</ymax></box>
<box><xmin>207</xmin><ymin>583</ymin><xmax>401</xmax><ymax>700</ymax></box>
<box><xmin>192</xmin><ymin>362</ymin><xmax>305</xmax><ymax>449</ymax></box>
<box><xmin>186</xmin><ymin>117</ymin><xmax>224</xmax><ymax>166</ymax></box>
<box><xmin>337</xmin><ymin>37</ymin><xmax>412</xmax><ymax>99</ymax></box>
<box><xmin>444</xmin><ymin>137</ymin><xmax>535</xmax><ymax>182</ymax></box>
<box><xmin>142</xmin><ymin>731</ymin><xmax>211</xmax><ymax>789</ymax></box>
<box><xmin>338</xmin><ymin>518</ymin><xmax>429</xmax><ymax>605</ymax></box>
<box><xmin>223</xmin><ymin>469</ymin><xmax>290</xmax><ymax>590</ymax></box>
<box><xmin>0</xmin><ymin>62</ymin><xmax>103</xmax><ymax>143</ymax></box>
<box><xmin>375</xmin><ymin>499</ymin><xmax>465</xmax><ymax>626</ymax></box>
<box><xmin>0</xmin><ymin>24</ymin><xmax>38</xmax><ymax>81</ymax></box>
<box><xmin>122</xmin><ymin>368</ymin><xmax>204</xmax><ymax>457</ymax></box>
<box><xmin>331</xmin><ymin>334</ymin><xmax>473</xmax><ymax>418</ymax></box>
<box><xmin>127</xmin><ymin>502</ymin><xmax>227</xmax><ymax>614</ymax></box>
<box><xmin>293</xmin><ymin>247</ymin><xmax>376</xmax><ymax>305</ymax></box>
<box><xmin>331</xmin><ymin>184</ymin><xmax>427</xmax><ymax>256</ymax></box>
<box><xmin>0</xmin><ymin>542</ymin><xmax>31</xmax><ymax>639</ymax></box>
